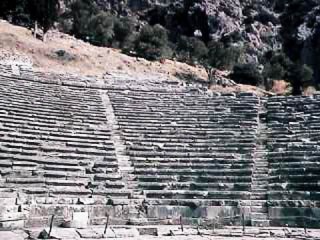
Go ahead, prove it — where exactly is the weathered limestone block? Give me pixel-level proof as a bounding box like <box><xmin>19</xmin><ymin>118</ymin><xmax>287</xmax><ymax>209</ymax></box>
<box><xmin>147</xmin><ymin>205</ymin><xmax>202</xmax><ymax>219</ymax></box>
<box><xmin>113</xmin><ymin>227</ymin><xmax>140</xmax><ymax>238</ymax></box>
<box><xmin>0</xmin><ymin>231</ymin><xmax>24</xmax><ymax>240</ymax></box>
<box><xmin>269</xmin><ymin>207</ymin><xmax>320</xmax><ymax>228</ymax></box>
<box><xmin>63</xmin><ymin>211</ymin><xmax>89</xmax><ymax>229</ymax></box>
<box><xmin>0</xmin><ymin>220</ymin><xmax>25</xmax><ymax>230</ymax></box>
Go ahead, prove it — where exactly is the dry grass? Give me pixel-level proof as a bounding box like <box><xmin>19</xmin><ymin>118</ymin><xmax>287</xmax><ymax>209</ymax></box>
<box><xmin>271</xmin><ymin>80</ymin><xmax>290</xmax><ymax>95</ymax></box>
<box><xmin>0</xmin><ymin>21</ymin><xmax>207</xmax><ymax>81</ymax></box>
<box><xmin>0</xmin><ymin>21</ymin><xmax>272</xmax><ymax>96</ymax></box>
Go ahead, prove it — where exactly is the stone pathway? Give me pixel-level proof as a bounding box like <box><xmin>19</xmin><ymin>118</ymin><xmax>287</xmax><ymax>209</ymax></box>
<box><xmin>1</xmin><ymin>226</ymin><xmax>320</xmax><ymax>240</ymax></box>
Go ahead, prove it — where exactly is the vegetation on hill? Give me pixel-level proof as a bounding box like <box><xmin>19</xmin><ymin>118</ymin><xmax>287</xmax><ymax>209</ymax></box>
<box><xmin>0</xmin><ymin>0</ymin><xmax>319</xmax><ymax>95</ymax></box>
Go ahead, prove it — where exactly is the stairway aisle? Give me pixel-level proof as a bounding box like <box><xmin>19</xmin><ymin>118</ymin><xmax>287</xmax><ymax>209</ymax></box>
<box><xmin>251</xmin><ymin>98</ymin><xmax>269</xmax><ymax>227</ymax></box>
<box><xmin>101</xmin><ymin>91</ymin><xmax>139</xmax><ymax>197</ymax></box>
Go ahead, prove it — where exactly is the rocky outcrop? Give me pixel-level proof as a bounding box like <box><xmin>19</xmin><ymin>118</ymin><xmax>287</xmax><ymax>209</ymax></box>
<box><xmin>91</xmin><ymin>0</ymin><xmax>281</xmax><ymax>64</ymax></box>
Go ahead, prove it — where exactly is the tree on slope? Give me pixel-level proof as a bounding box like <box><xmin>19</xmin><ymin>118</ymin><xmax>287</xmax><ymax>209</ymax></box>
<box><xmin>134</xmin><ymin>24</ymin><xmax>172</xmax><ymax>61</ymax></box>
<box><xmin>28</xmin><ymin>0</ymin><xmax>60</xmax><ymax>41</ymax></box>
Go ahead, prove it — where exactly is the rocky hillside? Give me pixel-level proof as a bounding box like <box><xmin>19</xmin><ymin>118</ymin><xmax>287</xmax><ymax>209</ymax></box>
<box><xmin>91</xmin><ymin>0</ymin><xmax>320</xmax><ymax>94</ymax></box>
<box><xmin>1</xmin><ymin>0</ymin><xmax>319</xmax><ymax>94</ymax></box>
<box><xmin>89</xmin><ymin>0</ymin><xmax>281</xmax><ymax>63</ymax></box>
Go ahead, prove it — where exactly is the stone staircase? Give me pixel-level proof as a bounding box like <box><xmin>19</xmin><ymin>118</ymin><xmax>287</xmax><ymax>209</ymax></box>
<box><xmin>101</xmin><ymin>91</ymin><xmax>138</xmax><ymax>197</ymax></box>
<box><xmin>251</xmin><ymin>99</ymin><xmax>269</xmax><ymax>227</ymax></box>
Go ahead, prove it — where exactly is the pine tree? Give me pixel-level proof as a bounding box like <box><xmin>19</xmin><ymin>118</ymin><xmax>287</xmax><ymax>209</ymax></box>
<box><xmin>28</xmin><ymin>0</ymin><xmax>60</xmax><ymax>41</ymax></box>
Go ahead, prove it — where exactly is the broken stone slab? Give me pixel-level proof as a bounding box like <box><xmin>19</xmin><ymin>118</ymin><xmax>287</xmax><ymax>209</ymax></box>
<box><xmin>113</xmin><ymin>227</ymin><xmax>140</xmax><ymax>238</ymax></box>
<box><xmin>127</xmin><ymin>217</ymin><xmax>149</xmax><ymax>225</ymax></box>
<box><xmin>103</xmin><ymin>228</ymin><xmax>116</xmax><ymax>238</ymax></box>
<box><xmin>170</xmin><ymin>228</ymin><xmax>198</xmax><ymax>236</ymax></box>
<box><xmin>137</xmin><ymin>226</ymin><xmax>158</xmax><ymax>236</ymax></box>
<box><xmin>244</xmin><ymin>228</ymin><xmax>260</xmax><ymax>236</ymax></box>
<box><xmin>77</xmin><ymin>228</ymin><xmax>103</xmax><ymax>238</ymax></box>
<box><xmin>0</xmin><ymin>212</ymin><xmax>25</xmax><ymax>222</ymax></box>
<box><xmin>62</xmin><ymin>212</ymin><xmax>89</xmax><ymax>229</ymax></box>
<box><xmin>0</xmin><ymin>220</ymin><xmax>24</xmax><ymax>230</ymax></box>
<box><xmin>40</xmin><ymin>228</ymin><xmax>80</xmax><ymax>239</ymax></box>
<box><xmin>0</xmin><ymin>231</ymin><xmax>24</xmax><ymax>240</ymax></box>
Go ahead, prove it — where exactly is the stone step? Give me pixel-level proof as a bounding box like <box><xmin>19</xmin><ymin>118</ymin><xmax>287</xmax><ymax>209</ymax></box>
<box><xmin>0</xmin><ymin>219</ymin><xmax>25</xmax><ymax>230</ymax></box>
<box><xmin>252</xmin><ymin>174</ymin><xmax>269</xmax><ymax>178</ymax></box>
<box><xmin>0</xmin><ymin>205</ymin><xmax>19</xmax><ymax>215</ymax></box>
<box><xmin>251</xmin><ymin>188</ymin><xmax>268</xmax><ymax>192</ymax></box>
<box><xmin>0</xmin><ymin>212</ymin><xmax>25</xmax><ymax>222</ymax></box>
<box><xmin>250</xmin><ymin>200</ymin><xmax>268</xmax><ymax>206</ymax></box>
<box><xmin>255</xmin><ymin>164</ymin><xmax>269</xmax><ymax>167</ymax></box>
<box><xmin>251</xmin><ymin>213</ymin><xmax>268</xmax><ymax>220</ymax></box>
<box><xmin>251</xmin><ymin>206</ymin><xmax>268</xmax><ymax>213</ymax></box>
<box><xmin>251</xmin><ymin>196</ymin><xmax>267</xmax><ymax>200</ymax></box>
<box><xmin>251</xmin><ymin>219</ymin><xmax>270</xmax><ymax>227</ymax></box>
<box><xmin>253</xmin><ymin>171</ymin><xmax>268</xmax><ymax>174</ymax></box>
<box><xmin>252</xmin><ymin>177</ymin><xmax>269</xmax><ymax>181</ymax></box>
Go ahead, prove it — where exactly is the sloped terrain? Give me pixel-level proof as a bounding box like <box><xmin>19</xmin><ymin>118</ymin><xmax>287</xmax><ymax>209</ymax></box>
<box><xmin>0</xmin><ymin>20</ymin><xmax>207</xmax><ymax>82</ymax></box>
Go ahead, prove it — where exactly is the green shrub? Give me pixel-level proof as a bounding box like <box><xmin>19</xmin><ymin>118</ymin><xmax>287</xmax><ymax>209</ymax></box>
<box><xmin>134</xmin><ymin>24</ymin><xmax>172</xmax><ymax>61</ymax></box>
<box><xmin>230</xmin><ymin>63</ymin><xmax>264</xmax><ymax>86</ymax></box>
<box><xmin>87</xmin><ymin>11</ymin><xmax>115</xmax><ymax>46</ymax></box>
<box><xmin>206</xmin><ymin>41</ymin><xmax>243</xmax><ymax>70</ymax></box>
<box><xmin>288</xmin><ymin>63</ymin><xmax>313</xmax><ymax>95</ymax></box>
<box><xmin>177</xmin><ymin>36</ymin><xmax>208</xmax><ymax>63</ymax></box>
<box><xmin>113</xmin><ymin>17</ymin><xmax>135</xmax><ymax>48</ymax></box>
<box><xmin>71</xmin><ymin>0</ymin><xmax>99</xmax><ymax>39</ymax></box>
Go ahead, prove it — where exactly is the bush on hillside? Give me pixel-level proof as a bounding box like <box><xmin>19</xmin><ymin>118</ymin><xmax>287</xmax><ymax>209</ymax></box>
<box><xmin>87</xmin><ymin>11</ymin><xmax>115</xmax><ymax>46</ymax></box>
<box><xmin>113</xmin><ymin>17</ymin><xmax>135</xmax><ymax>48</ymax></box>
<box><xmin>288</xmin><ymin>63</ymin><xmax>313</xmax><ymax>95</ymax></box>
<box><xmin>176</xmin><ymin>36</ymin><xmax>208</xmax><ymax>64</ymax></box>
<box><xmin>71</xmin><ymin>0</ymin><xmax>99</xmax><ymax>39</ymax></box>
<box><xmin>134</xmin><ymin>24</ymin><xmax>172</xmax><ymax>61</ymax></box>
<box><xmin>0</xmin><ymin>0</ymin><xmax>31</xmax><ymax>25</ymax></box>
<box><xmin>230</xmin><ymin>63</ymin><xmax>264</xmax><ymax>86</ymax></box>
<box><xmin>206</xmin><ymin>41</ymin><xmax>244</xmax><ymax>70</ymax></box>
<box><xmin>28</xmin><ymin>0</ymin><xmax>60</xmax><ymax>35</ymax></box>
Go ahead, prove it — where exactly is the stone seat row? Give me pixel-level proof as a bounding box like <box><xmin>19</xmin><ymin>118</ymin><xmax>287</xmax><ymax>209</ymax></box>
<box><xmin>121</xmin><ymin>128</ymin><xmax>256</xmax><ymax>135</ymax></box>
<box><xmin>125</xmin><ymin>138</ymin><xmax>255</xmax><ymax>145</ymax></box>
<box><xmin>133</xmin><ymin>162</ymin><xmax>254</xmax><ymax>169</ymax></box>
<box><xmin>138</xmin><ymin>182</ymin><xmax>251</xmax><ymax>191</ymax></box>
<box><xmin>131</xmin><ymin>156</ymin><xmax>254</xmax><ymax>163</ymax></box>
<box><xmin>129</xmin><ymin>143</ymin><xmax>256</xmax><ymax>151</ymax></box>
<box><xmin>109</xmin><ymin>89</ymin><xmax>258</xmax><ymax>201</ymax></box>
<box><xmin>128</xmin><ymin>150</ymin><xmax>253</xmax><ymax>157</ymax></box>
<box><xmin>268</xmin><ymin>191</ymin><xmax>320</xmax><ymax>200</ymax></box>
<box><xmin>143</xmin><ymin>190</ymin><xmax>251</xmax><ymax>200</ymax></box>
<box><xmin>137</xmin><ymin>175</ymin><xmax>252</xmax><ymax>183</ymax></box>
<box><xmin>134</xmin><ymin>168</ymin><xmax>252</xmax><ymax>178</ymax></box>
<box><xmin>1</xmin><ymin>186</ymin><xmax>132</xmax><ymax>198</ymax></box>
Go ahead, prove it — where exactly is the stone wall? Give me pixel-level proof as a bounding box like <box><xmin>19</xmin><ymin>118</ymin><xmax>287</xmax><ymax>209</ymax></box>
<box><xmin>0</xmin><ymin>67</ymin><xmax>320</xmax><ymax>229</ymax></box>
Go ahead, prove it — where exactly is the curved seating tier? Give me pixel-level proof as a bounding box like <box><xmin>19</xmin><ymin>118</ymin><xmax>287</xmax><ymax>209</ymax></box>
<box><xmin>0</xmin><ymin>75</ymin><xmax>129</xmax><ymax>199</ymax></box>
<box><xmin>108</xmin><ymin>89</ymin><xmax>260</xmax><ymax>202</ymax></box>
<box><xmin>267</xmin><ymin>95</ymin><xmax>320</xmax><ymax>227</ymax></box>
<box><xmin>2</xmin><ymin>64</ymin><xmax>320</xmax><ymax>228</ymax></box>
<box><xmin>267</xmin><ymin>96</ymin><xmax>320</xmax><ymax>200</ymax></box>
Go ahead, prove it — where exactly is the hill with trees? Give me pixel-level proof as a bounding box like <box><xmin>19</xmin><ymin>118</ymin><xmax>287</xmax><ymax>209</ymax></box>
<box><xmin>0</xmin><ymin>0</ymin><xmax>319</xmax><ymax>95</ymax></box>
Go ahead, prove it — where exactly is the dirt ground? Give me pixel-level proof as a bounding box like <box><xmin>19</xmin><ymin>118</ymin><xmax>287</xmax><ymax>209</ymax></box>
<box><xmin>2</xmin><ymin>225</ymin><xmax>319</xmax><ymax>240</ymax></box>
<box><xmin>0</xmin><ymin>20</ymin><xmax>273</xmax><ymax>96</ymax></box>
<box><xmin>0</xmin><ymin>20</ymin><xmax>207</xmax><ymax>81</ymax></box>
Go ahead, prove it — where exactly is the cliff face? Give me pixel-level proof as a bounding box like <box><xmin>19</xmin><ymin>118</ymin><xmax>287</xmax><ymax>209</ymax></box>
<box><xmin>90</xmin><ymin>0</ymin><xmax>280</xmax><ymax>63</ymax></box>
<box><xmin>280</xmin><ymin>1</ymin><xmax>320</xmax><ymax>86</ymax></box>
<box><xmin>204</xmin><ymin>0</ymin><xmax>280</xmax><ymax>62</ymax></box>
<box><xmin>60</xmin><ymin>0</ymin><xmax>320</xmax><ymax>87</ymax></box>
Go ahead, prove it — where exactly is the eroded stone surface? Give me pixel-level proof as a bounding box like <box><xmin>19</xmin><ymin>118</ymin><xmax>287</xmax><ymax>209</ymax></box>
<box><xmin>0</xmin><ymin>65</ymin><xmax>320</xmax><ymax>229</ymax></box>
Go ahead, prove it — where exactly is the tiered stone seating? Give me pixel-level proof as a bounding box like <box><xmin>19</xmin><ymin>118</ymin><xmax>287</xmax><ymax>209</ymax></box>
<box><xmin>267</xmin><ymin>95</ymin><xmax>320</xmax><ymax>227</ymax></box>
<box><xmin>0</xmin><ymin>75</ymin><xmax>130</xmax><ymax>198</ymax></box>
<box><xmin>108</xmin><ymin>89</ymin><xmax>260</xmax><ymax>204</ymax></box>
<box><xmin>3</xmin><ymin>63</ymin><xmax>320</xmax><ymax>228</ymax></box>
